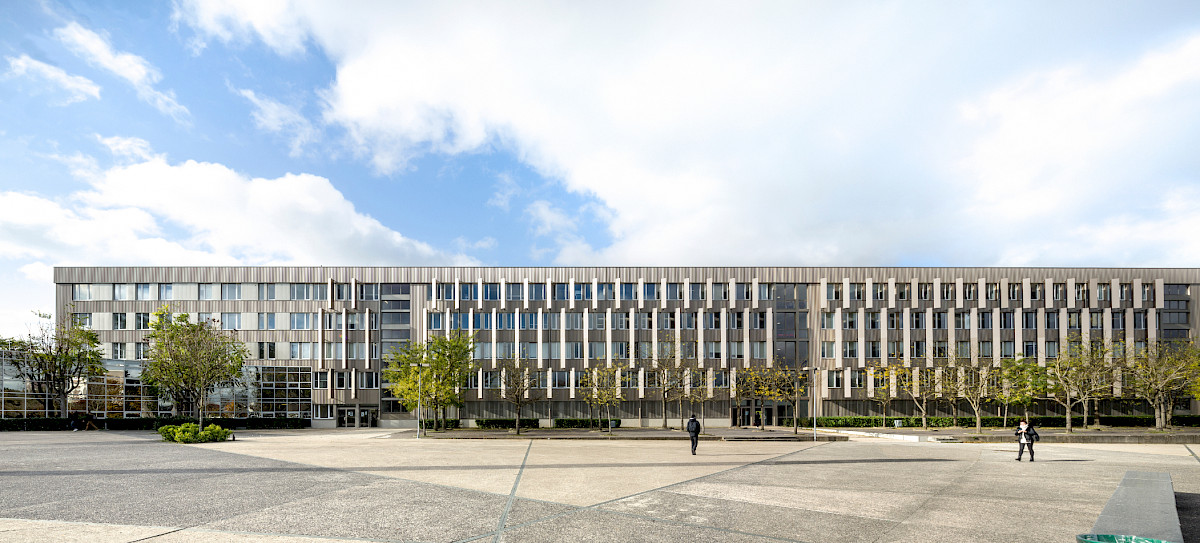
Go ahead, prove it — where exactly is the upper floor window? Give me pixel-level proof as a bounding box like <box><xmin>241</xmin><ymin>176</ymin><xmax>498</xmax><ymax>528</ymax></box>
<box><xmin>689</xmin><ymin>283</ymin><xmax>705</xmax><ymax>300</ymax></box>
<box><xmin>643</xmin><ymin>282</ymin><xmax>659</xmax><ymax>301</ymax></box>
<box><xmin>506</xmin><ymin>283</ymin><xmax>523</xmax><ymax>301</ymax></box>
<box><xmin>963</xmin><ymin>283</ymin><xmax>977</xmax><ymax>300</ymax></box>
<box><xmin>1075</xmin><ymin>283</ymin><xmax>1088</xmax><ymax>301</ymax></box>
<box><xmin>847</xmin><ymin>283</ymin><xmax>864</xmax><ymax>301</ymax></box>
<box><xmin>1118</xmin><ymin>283</ymin><xmax>1131</xmax><ymax>301</ymax></box>
<box><xmin>917</xmin><ymin>283</ymin><xmax>932</xmax><ymax>300</ymax></box>
<box><xmin>620</xmin><ymin>283</ymin><xmax>636</xmax><ymax>301</ymax></box>
<box><xmin>941</xmin><ymin>283</ymin><xmax>955</xmax><ymax>301</ymax></box>
<box><xmin>874</xmin><ymin>283</ymin><xmax>888</xmax><ymax>301</ymax></box>
<box><xmin>221</xmin><ymin>283</ymin><xmax>241</xmax><ymax>300</ymax></box>
<box><xmin>826</xmin><ymin>283</ymin><xmax>842</xmax><ymax>301</ymax></box>
<box><xmin>666</xmin><ymin>283</ymin><xmax>683</xmax><ymax>300</ymax></box>
<box><xmin>460</xmin><ymin>283</ymin><xmax>478</xmax><ymax>301</ymax></box>
<box><xmin>259</xmin><ymin>283</ymin><xmax>276</xmax><ymax>300</ymax></box>
<box><xmin>435</xmin><ymin>284</ymin><xmax>455</xmax><ymax>300</ymax></box>
<box><xmin>73</xmin><ymin>284</ymin><xmax>95</xmax><ymax>301</ymax></box>
<box><xmin>159</xmin><ymin>284</ymin><xmax>173</xmax><ymax>300</ymax></box>
<box><xmin>986</xmin><ymin>283</ymin><xmax>998</xmax><ymax>301</ymax></box>
<box><xmin>113</xmin><ymin>284</ymin><xmax>133</xmax><ymax>300</ymax></box>
<box><xmin>597</xmin><ymin>283</ymin><xmax>615</xmax><ymax>300</ymax></box>
<box><xmin>896</xmin><ymin>283</ymin><xmax>910</xmax><ymax>301</ymax></box>
<box><xmin>1096</xmin><ymin>284</ymin><xmax>1110</xmax><ymax>301</ymax></box>
<box><xmin>1142</xmin><ymin>283</ymin><xmax>1155</xmax><ymax>302</ymax></box>
<box><xmin>334</xmin><ymin>283</ymin><xmax>352</xmax><ymax>301</ymax></box>
<box><xmin>1030</xmin><ymin>283</ymin><xmax>1043</xmax><ymax>301</ymax></box>
<box><xmin>1165</xmin><ymin>284</ymin><xmax>1189</xmax><ymax>296</ymax></box>
<box><xmin>1008</xmin><ymin>283</ymin><xmax>1022</xmax><ymax>301</ymax></box>
<box><xmin>1053</xmin><ymin>283</ymin><xmax>1066</xmax><ymax>301</ymax></box>
<box><xmin>529</xmin><ymin>283</ymin><xmax>546</xmax><ymax>301</ymax></box>
<box><xmin>136</xmin><ymin>283</ymin><xmax>153</xmax><ymax>300</ymax></box>
<box><xmin>482</xmin><ymin>283</ymin><xmax>501</xmax><ymax>301</ymax></box>
<box><xmin>711</xmin><ymin>283</ymin><xmax>728</xmax><ymax>301</ymax></box>
<box><xmin>359</xmin><ymin>284</ymin><xmax>379</xmax><ymax>301</ymax></box>
<box><xmin>735</xmin><ymin>283</ymin><xmax>752</xmax><ymax>300</ymax></box>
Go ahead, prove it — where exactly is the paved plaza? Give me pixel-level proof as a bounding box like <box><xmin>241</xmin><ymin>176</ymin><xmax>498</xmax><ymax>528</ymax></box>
<box><xmin>1</xmin><ymin>430</ymin><xmax>1199</xmax><ymax>542</ymax></box>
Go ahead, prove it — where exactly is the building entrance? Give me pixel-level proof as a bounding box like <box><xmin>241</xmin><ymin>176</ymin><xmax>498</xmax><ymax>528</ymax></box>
<box><xmin>336</xmin><ymin>407</ymin><xmax>379</xmax><ymax>428</ymax></box>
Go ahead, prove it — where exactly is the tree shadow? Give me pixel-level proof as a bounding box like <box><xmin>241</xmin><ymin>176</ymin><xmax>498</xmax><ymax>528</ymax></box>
<box><xmin>1177</xmin><ymin>492</ymin><xmax>1200</xmax><ymax>543</ymax></box>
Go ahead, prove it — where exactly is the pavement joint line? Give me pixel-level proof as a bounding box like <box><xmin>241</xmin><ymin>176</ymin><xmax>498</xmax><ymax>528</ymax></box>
<box><xmin>492</xmin><ymin>440</ymin><xmax>533</xmax><ymax>543</ymax></box>
<box><xmin>587</xmin><ymin>506</ymin><xmax>812</xmax><ymax>543</ymax></box>
<box><xmin>125</xmin><ymin>527</ymin><xmax>185</xmax><ymax>542</ymax></box>
<box><xmin>871</xmin><ymin>441</ymin><xmax>983</xmax><ymax>543</ymax></box>
<box><xmin>480</xmin><ymin>441</ymin><xmax>830</xmax><ymax>542</ymax></box>
<box><xmin>1186</xmin><ymin>444</ymin><xmax>1200</xmax><ymax>464</ymax></box>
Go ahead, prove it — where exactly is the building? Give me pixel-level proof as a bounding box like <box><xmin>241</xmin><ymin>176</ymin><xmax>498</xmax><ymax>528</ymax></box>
<box><xmin>17</xmin><ymin>266</ymin><xmax>1198</xmax><ymax>428</ymax></box>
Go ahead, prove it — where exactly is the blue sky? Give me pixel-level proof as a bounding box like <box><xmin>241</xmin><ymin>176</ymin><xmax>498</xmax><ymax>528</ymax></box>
<box><xmin>3</xmin><ymin>1</ymin><xmax>1200</xmax><ymax>335</ymax></box>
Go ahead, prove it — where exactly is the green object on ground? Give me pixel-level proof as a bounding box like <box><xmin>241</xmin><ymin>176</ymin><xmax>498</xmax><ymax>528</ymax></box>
<box><xmin>1077</xmin><ymin>534</ymin><xmax>1172</xmax><ymax>543</ymax></box>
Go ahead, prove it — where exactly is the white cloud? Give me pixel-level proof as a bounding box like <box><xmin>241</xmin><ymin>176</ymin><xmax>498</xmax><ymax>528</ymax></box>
<box><xmin>0</xmin><ymin>139</ymin><xmax>477</xmax><ymax>335</ymax></box>
<box><xmin>96</xmin><ymin>134</ymin><xmax>158</xmax><ymax>162</ymax></box>
<box><xmin>235</xmin><ymin>87</ymin><xmax>319</xmax><ymax>157</ymax></box>
<box><xmin>5</xmin><ymin>54</ymin><xmax>100</xmax><ymax>104</ymax></box>
<box><xmin>41</xmin><ymin>151</ymin><xmax>99</xmax><ymax>181</ymax></box>
<box><xmin>176</xmin><ymin>3</ymin><xmax>1200</xmax><ymax>266</ymax></box>
<box><xmin>453</xmin><ymin>236</ymin><xmax>497</xmax><ymax>251</ymax></box>
<box><xmin>54</xmin><ymin>22</ymin><xmax>190</xmax><ymax>122</ymax></box>
<box><xmin>486</xmin><ymin>172</ymin><xmax>520</xmax><ymax>211</ymax></box>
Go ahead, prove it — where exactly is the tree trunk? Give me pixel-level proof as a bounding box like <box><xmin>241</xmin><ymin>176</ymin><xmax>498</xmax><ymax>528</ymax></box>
<box><xmin>514</xmin><ymin>402</ymin><xmax>521</xmax><ymax>435</ymax></box>
<box><xmin>1082</xmin><ymin>399</ymin><xmax>1090</xmax><ymax>430</ymax></box>
<box><xmin>1002</xmin><ymin>403</ymin><xmax>1009</xmax><ymax>428</ymax></box>
<box><xmin>1064</xmin><ymin>397</ymin><xmax>1074</xmax><ymax>433</ymax></box>
<box><xmin>661</xmin><ymin>396</ymin><xmax>668</xmax><ymax>429</ymax></box>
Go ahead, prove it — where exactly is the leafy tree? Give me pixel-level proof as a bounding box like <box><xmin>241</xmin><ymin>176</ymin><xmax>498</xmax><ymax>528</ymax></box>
<box><xmin>1126</xmin><ymin>340</ymin><xmax>1200</xmax><ymax>429</ymax></box>
<box><xmin>641</xmin><ymin>336</ymin><xmax>690</xmax><ymax>429</ymax></box>
<box><xmin>498</xmin><ymin>358</ymin><xmax>544</xmax><ymax>435</ymax></box>
<box><xmin>683</xmin><ymin>366</ymin><xmax>712</xmax><ymax>430</ymax></box>
<box><xmin>4</xmin><ymin>311</ymin><xmax>104</xmax><ymax>417</ymax></box>
<box><xmin>897</xmin><ymin>366</ymin><xmax>936</xmax><ymax>428</ymax></box>
<box><xmin>578</xmin><ymin>365</ymin><xmax>621</xmax><ymax>432</ymax></box>
<box><xmin>1044</xmin><ymin>335</ymin><xmax>1109</xmax><ymax>433</ymax></box>
<box><xmin>383</xmin><ymin>330</ymin><xmax>475</xmax><ymax>432</ymax></box>
<box><xmin>765</xmin><ymin>365</ymin><xmax>807</xmax><ymax>434</ymax></box>
<box><xmin>142</xmin><ymin>307</ymin><xmax>249</xmax><ymax>428</ymax></box>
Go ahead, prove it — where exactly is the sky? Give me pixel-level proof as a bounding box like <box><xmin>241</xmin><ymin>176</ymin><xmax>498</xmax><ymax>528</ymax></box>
<box><xmin>3</xmin><ymin>1</ymin><xmax>1200</xmax><ymax>336</ymax></box>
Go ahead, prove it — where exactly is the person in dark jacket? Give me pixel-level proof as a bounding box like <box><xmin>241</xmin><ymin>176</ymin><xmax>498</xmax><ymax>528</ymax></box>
<box><xmin>686</xmin><ymin>415</ymin><xmax>701</xmax><ymax>455</ymax></box>
<box><xmin>1015</xmin><ymin>420</ymin><xmax>1039</xmax><ymax>461</ymax></box>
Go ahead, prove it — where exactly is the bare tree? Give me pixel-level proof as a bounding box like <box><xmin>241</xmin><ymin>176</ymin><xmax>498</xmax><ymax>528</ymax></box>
<box><xmin>579</xmin><ymin>365</ymin><xmax>621</xmax><ymax>432</ymax></box>
<box><xmin>1045</xmin><ymin>335</ymin><xmax>1111</xmax><ymax>433</ymax></box>
<box><xmin>897</xmin><ymin>366</ymin><xmax>937</xmax><ymax>429</ymax></box>
<box><xmin>867</xmin><ymin>365</ymin><xmax>900</xmax><ymax>428</ymax></box>
<box><xmin>498</xmin><ymin>359</ymin><xmax>544</xmax><ymax>435</ymax></box>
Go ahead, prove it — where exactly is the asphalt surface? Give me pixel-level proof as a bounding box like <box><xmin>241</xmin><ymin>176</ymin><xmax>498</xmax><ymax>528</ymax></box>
<box><xmin>1</xmin><ymin>429</ymin><xmax>1199</xmax><ymax>542</ymax></box>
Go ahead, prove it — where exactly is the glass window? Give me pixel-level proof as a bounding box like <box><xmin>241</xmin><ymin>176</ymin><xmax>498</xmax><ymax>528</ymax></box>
<box><xmin>826</xmin><ymin>370</ymin><xmax>843</xmax><ymax>389</ymax></box>
<box><xmin>620</xmin><ymin>283</ymin><xmax>636</xmax><ymax>300</ymax></box>
<box><xmin>134</xmin><ymin>312</ymin><xmax>150</xmax><ymax>330</ymax></box>
<box><xmin>736</xmin><ymin>283</ymin><xmax>752</xmax><ymax>300</ymax></box>
<box><xmin>979</xmin><ymin>341</ymin><xmax>992</xmax><ymax>357</ymax></box>
<box><xmin>506</xmin><ymin>283</ymin><xmax>523</xmax><ymax>301</ymax></box>
<box><xmin>842</xmin><ymin>312</ymin><xmax>857</xmax><ymax>330</ymax></box>
<box><xmin>666</xmin><ymin>283</ymin><xmax>683</xmax><ymax>300</ymax></box>
<box><xmin>113</xmin><ymin>284</ymin><xmax>133</xmax><ymax>301</ymax></box>
<box><xmin>1022</xmin><ymin>312</ymin><xmax>1036</xmax><ymax>329</ymax></box>
<box><xmin>159</xmin><ymin>284</ymin><xmax>173</xmax><ymax>300</ymax></box>
<box><xmin>826</xmin><ymin>283</ymin><xmax>842</xmax><ymax>300</ymax></box>
<box><xmin>597</xmin><ymin>283</ymin><xmax>615</xmax><ymax>300</ymax></box>
<box><xmin>72</xmin><ymin>313</ymin><xmax>92</xmax><ymax>328</ymax></box>
<box><xmin>573</xmin><ymin>283</ymin><xmax>592</xmax><ymax>301</ymax></box>
<box><xmin>1008</xmin><ymin>283</ymin><xmax>1022</xmax><ymax>301</ymax></box>
<box><xmin>112</xmin><ymin>313</ymin><xmax>127</xmax><ymax>330</ymax></box>
<box><xmin>221</xmin><ymin>312</ymin><xmax>241</xmax><ymax>330</ymax></box>
<box><xmin>932</xmin><ymin>311</ymin><xmax>946</xmax><ymax>329</ymax></box>
<box><xmin>135</xmin><ymin>283</ymin><xmax>153</xmax><ymax>300</ymax></box>
<box><xmin>199</xmin><ymin>284</ymin><xmax>215</xmax><ymax>300</ymax></box>
<box><xmin>1046</xmin><ymin>312</ymin><xmax>1059</xmax><ymax>329</ymax></box>
<box><xmin>917</xmin><ymin>283</ymin><xmax>931</xmax><ymax>300</ymax></box>
<box><xmin>689</xmin><ymin>283</ymin><xmax>705</xmax><ymax>300</ymax></box>
<box><xmin>313</xmin><ymin>371</ymin><xmax>328</xmax><ymax>388</ymax></box>
<box><xmin>529</xmin><ymin>283</ymin><xmax>546</xmax><ymax>301</ymax></box>
<box><xmin>221</xmin><ymin>283</ymin><xmax>241</xmax><ymax>300</ymax></box>
<box><xmin>711</xmin><ymin>283</ymin><xmax>728</xmax><ymax>301</ymax></box>
<box><xmin>963</xmin><ymin>283</ymin><xmax>977</xmax><ymax>300</ymax></box>
<box><xmin>643</xmin><ymin>282</ymin><xmax>658</xmax><ymax>301</ymax></box>
<box><xmin>258</xmin><ymin>313</ymin><xmax>276</xmax><ymax>330</ymax></box>
<box><xmin>483</xmin><ymin>283</ymin><xmax>501</xmax><ymax>300</ymax></box>
<box><xmin>460</xmin><ymin>283</ymin><xmax>478</xmax><ymax>301</ymax></box>
<box><xmin>359</xmin><ymin>284</ymin><xmax>379</xmax><ymax>301</ymax></box>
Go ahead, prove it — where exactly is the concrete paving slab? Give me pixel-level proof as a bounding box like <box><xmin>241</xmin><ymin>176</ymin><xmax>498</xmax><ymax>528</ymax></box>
<box><xmin>496</xmin><ymin>508</ymin><xmax>785</xmax><ymax>543</ymax></box>
<box><xmin>0</xmin><ymin>518</ymin><xmax>174</xmax><ymax>543</ymax></box>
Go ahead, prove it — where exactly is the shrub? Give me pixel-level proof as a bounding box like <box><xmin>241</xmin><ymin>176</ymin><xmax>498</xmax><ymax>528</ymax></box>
<box><xmin>552</xmin><ymin>418</ymin><xmax>621</xmax><ymax>429</ymax></box>
<box><xmin>158</xmin><ymin>423</ymin><xmax>232</xmax><ymax>443</ymax></box>
<box><xmin>420</xmin><ymin>419</ymin><xmax>461</xmax><ymax>430</ymax></box>
<box><xmin>475</xmin><ymin>418</ymin><xmax>540</xmax><ymax>429</ymax></box>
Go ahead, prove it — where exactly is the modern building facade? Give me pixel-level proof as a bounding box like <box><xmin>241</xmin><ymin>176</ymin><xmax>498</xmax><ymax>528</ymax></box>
<box><xmin>17</xmin><ymin>266</ymin><xmax>1198</xmax><ymax>428</ymax></box>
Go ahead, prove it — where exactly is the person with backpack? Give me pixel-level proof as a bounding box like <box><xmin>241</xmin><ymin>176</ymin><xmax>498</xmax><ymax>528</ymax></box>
<box><xmin>686</xmin><ymin>415</ymin><xmax>701</xmax><ymax>455</ymax></box>
<box><xmin>1015</xmin><ymin>419</ymin><xmax>1039</xmax><ymax>461</ymax></box>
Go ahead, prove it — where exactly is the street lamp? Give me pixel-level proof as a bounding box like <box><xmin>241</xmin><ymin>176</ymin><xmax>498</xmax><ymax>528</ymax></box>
<box><xmin>411</xmin><ymin>362</ymin><xmax>429</xmax><ymax>438</ymax></box>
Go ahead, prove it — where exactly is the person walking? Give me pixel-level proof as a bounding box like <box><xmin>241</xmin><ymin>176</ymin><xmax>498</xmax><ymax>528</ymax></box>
<box><xmin>1015</xmin><ymin>419</ymin><xmax>1038</xmax><ymax>461</ymax></box>
<box><xmin>686</xmin><ymin>414</ymin><xmax>701</xmax><ymax>455</ymax></box>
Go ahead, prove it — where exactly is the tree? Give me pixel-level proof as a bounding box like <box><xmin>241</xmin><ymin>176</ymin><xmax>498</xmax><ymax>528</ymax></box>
<box><xmin>953</xmin><ymin>365</ymin><xmax>991</xmax><ymax>433</ymax></box>
<box><xmin>383</xmin><ymin>330</ymin><xmax>476</xmax><ymax>432</ymax></box>
<box><xmin>1001</xmin><ymin>357</ymin><xmax>1048</xmax><ymax>424</ymax></box>
<box><xmin>4</xmin><ymin>311</ymin><xmax>105</xmax><ymax>418</ymax></box>
<box><xmin>1126</xmin><ymin>340</ymin><xmax>1200</xmax><ymax>430</ymax></box>
<box><xmin>498</xmin><ymin>359</ymin><xmax>544</xmax><ymax>435</ymax></box>
<box><xmin>579</xmin><ymin>365</ymin><xmax>621</xmax><ymax>432</ymax></box>
<box><xmin>142</xmin><ymin>307</ymin><xmax>249</xmax><ymax>428</ymax></box>
<box><xmin>897</xmin><ymin>366</ymin><xmax>936</xmax><ymax>428</ymax></box>
<box><xmin>1044</xmin><ymin>335</ymin><xmax>1108</xmax><ymax>433</ymax></box>
<box><xmin>867</xmin><ymin>365</ymin><xmax>900</xmax><ymax>429</ymax></box>
<box><xmin>642</xmin><ymin>337</ymin><xmax>690</xmax><ymax>429</ymax></box>
<box><xmin>1078</xmin><ymin>341</ymin><xmax>1117</xmax><ymax>429</ymax></box>
<box><xmin>765</xmin><ymin>366</ymin><xmax>807</xmax><ymax>434</ymax></box>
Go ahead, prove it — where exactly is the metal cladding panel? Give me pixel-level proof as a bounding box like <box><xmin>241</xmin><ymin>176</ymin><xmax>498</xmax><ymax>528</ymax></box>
<box><xmin>55</xmin><ymin>266</ymin><xmax>1200</xmax><ymax>286</ymax></box>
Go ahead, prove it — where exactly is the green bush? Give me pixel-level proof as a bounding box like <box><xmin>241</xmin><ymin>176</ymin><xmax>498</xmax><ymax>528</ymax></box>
<box><xmin>474</xmin><ymin>418</ymin><xmax>540</xmax><ymax>429</ymax></box>
<box><xmin>158</xmin><ymin>423</ymin><xmax>233</xmax><ymax>443</ymax></box>
<box><xmin>552</xmin><ymin>418</ymin><xmax>622</xmax><ymax>429</ymax></box>
<box><xmin>419</xmin><ymin>419</ymin><xmax>461</xmax><ymax>430</ymax></box>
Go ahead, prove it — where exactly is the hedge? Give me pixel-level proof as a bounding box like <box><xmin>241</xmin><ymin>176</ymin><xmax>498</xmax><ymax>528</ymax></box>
<box><xmin>420</xmin><ymin>419</ymin><xmax>461</xmax><ymax>430</ymax></box>
<box><xmin>158</xmin><ymin>423</ymin><xmax>233</xmax><ymax>443</ymax></box>
<box><xmin>776</xmin><ymin>415</ymin><xmax>1200</xmax><ymax>428</ymax></box>
<box><xmin>474</xmin><ymin>418</ymin><xmax>540</xmax><ymax>429</ymax></box>
<box><xmin>0</xmin><ymin>416</ymin><xmax>308</xmax><ymax>431</ymax></box>
<box><xmin>552</xmin><ymin>418</ymin><xmax>622</xmax><ymax>429</ymax></box>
